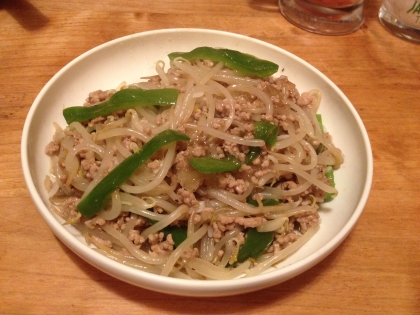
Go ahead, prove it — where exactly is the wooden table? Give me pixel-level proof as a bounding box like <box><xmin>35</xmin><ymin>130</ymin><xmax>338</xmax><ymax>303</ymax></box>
<box><xmin>1</xmin><ymin>0</ymin><xmax>419</xmax><ymax>314</ymax></box>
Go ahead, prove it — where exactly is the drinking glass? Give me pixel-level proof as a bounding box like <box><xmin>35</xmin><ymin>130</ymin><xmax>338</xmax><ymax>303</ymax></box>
<box><xmin>378</xmin><ymin>0</ymin><xmax>420</xmax><ymax>43</ymax></box>
<box><xmin>279</xmin><ymin>0</ymin><xmax>364</xmax><ymax>35</ymax></box>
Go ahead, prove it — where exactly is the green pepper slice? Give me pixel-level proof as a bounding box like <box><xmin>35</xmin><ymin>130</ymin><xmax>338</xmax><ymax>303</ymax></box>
<box><xmin>236</xmin><ymin>228</ymin><xmax>274</xmax><ymax>263</ymax></box>
<box><xmin>316</xmin><ymin>113</ymin><xmax>323</xmax><ymax>131</ymax></box>
<box><xmin>324</xmin><ymin>167</ymin><xmax>335</xmax><ymax>202</ymax></box>
<box><xmin>245</xmin><ymin>121</ymin><xmax>279</xmax><ymax>164</ymax></box>
<box><xmin>315</xmin><ymin>115</ymin><xmax>335</xmax><ymax>201</ymax></box>
<box><xmin>161</xmin><ymin>226</ymin><xmax>187</xmax><ymax>248</ymax></box>
<box><xmin>77</xmin><ymin>130</ymin><xmax>190</xmax><ymax>218</ymax></box>
<box><xmin>168</xmin><ymin>47</ymin><xmax>279</xmax><ymax>78</ymax></box>
<box><xmin>254</xmin><ymin>121</ymin><xmax>278</xmax><ymax>147</ymax></box>
<box><xmin>244</xmin><ymin>147</ymin><xmax>261</xmax><ymax>165</ymax></box>
<box><xmin>189</xmin><ymin>156</ymin><xmax>242</xmax><ymax>174</ymax></box>
<box><xmin>315</xmin><ymin>114</ymin><xmax>326</xmax><ymax>154</ymax></box>
<box><xmin>63</xmin><ymin>88</ymin><xmax>179</xmax><ymax>124</ymax></box>
<box><xmin>147</xmin><ymin>217</ymin><xmax>187</xmax><ymax>248</ymax></box>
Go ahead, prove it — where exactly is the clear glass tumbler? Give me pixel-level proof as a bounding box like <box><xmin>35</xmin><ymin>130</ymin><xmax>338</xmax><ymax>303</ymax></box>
<box><xmin>378</xmin><ymin>0</ymin><xmax>420</xmax><ymax>43</ymax></box>
<box><xmin>279</xmin><ymin>0</ymin><xmax>364</xmax><ymax>35</ymax></box>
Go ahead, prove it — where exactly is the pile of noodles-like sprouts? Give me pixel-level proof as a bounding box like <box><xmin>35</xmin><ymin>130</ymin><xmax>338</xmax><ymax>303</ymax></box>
<box><xmin>45</xmin><ymin>56</ymin><xmax>343</xmax><ymax>280</ymax></box>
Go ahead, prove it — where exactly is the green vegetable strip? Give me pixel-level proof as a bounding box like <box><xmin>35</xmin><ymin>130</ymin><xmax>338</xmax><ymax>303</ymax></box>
<box><xmin>244</xmin><ymin>147</ymin><xmax>261</xmax><ymax>165</ymax></box>
<box><xmin>245</xmin><ymin>121</ymin><xmax>279</xmax><ymax>164</ymax></box>
<box><xmin>147</xmin><ymin>217</ymin><xmax>187</xmax><ymax>247</ymax></box>
<box><xmin>316</xmin><ymin>114</ymin><xmax>335</xmax><ymax>201</ymax></box>
<box><xmin>161</xmin><ymin>226</ymin><xmax>187</xmax><ymax>248</ymax></box>
<box><xmin>63</xmin><ymin>88</ymin><xmax>179</xmax><ymax>124</ymax></box>
<box><xmin>315</xmin><ymin>113</ymin><xmax>328</xmax><ymax>154</ymax></box>
<box><xmin>168</xmin><ymin>47</ymin><xmax>279</xmax><ymax>78</ymax></box>
<box><xmin>77</xmin><ymin>130</ymin><xmax>190</xmax><ymax>218</ymax></box>
<box><xmin>316</xmin><ymin>113</ymin><xmax>323</xmax><ymax>131</ymax></box>
<box><xmin>236</xmin><ymin>228</ymin><xmax>274</xmax><ymax>263</ymax></box>
<box><xmin>324</xmin><ymin>167</ymin><xmax>335</xmax><ymax>202</ymax></box>
<box><xmin>189</xmin><ymin>156</ymin><xmax>242</xmax><ymax>174</ymax></box>
<box><xmin>253</xmin><ymin>121</ymin><xmax>278</xmax><ymax>147</ymax></box>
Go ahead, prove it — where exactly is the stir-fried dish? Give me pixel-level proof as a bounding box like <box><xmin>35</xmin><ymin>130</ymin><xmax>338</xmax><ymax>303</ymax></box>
<box><xmin>45</xmin><ymin>47</ymin><xmax>343</xmax><ymax>279</ymax></box>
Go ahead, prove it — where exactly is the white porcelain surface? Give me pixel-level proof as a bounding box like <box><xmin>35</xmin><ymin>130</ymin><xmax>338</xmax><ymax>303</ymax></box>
<box><xmin>21</xmin><ymin>28</ymin><xmax>373</xmax><ymax>297</ymax></box>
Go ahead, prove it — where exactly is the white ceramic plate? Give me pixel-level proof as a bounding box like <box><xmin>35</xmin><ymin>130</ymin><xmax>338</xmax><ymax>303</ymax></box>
<box><xmin>21</xmin><ymin>28</ymin><xmax>373</xmax><ymax>297</ymax></box>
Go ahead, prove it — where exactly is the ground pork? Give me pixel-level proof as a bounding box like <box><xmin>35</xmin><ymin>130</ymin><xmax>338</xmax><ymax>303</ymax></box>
<box><xmin>147</xmin><ymin>159</ymin><xmax>161</xmax><ymax>173</ymax></box>
<box><xmin>84</xmin><ymin>216</ymin><xmax>106</xmax><ymax>229</ymax></box>
<box><xmin>87</xmin><ymin>116</ymin><xmax>106</xmax><ymax>127</ymax></box>
<box><xmin>64</xmin><ymin>129</ymin><xmax>84</xmax><ymax>146</ymax></box>
<box><xmin>84</xmin><ymin>89</ymin><xmax>112</xmax><ymax>106</ymax></box>
<box><xmin>191</xmin><ymin>145</ymin><xmax>206</xmax><ymax>157</ymax></box>
<box><xmin>297</xmin><ymin>91</ymin><xmax>314</xmax><ymax>106</ymax></box>
<box><xmin>275</xmin><ymin>231</ymin><xmax>299</xmax><ymax>250</ymax></box>
<box><xmin>211</xmin><ymin>118</ymin><xmax>225</xmax><ymax>130</ymax></box>
<box><xmin>174</xmin><ymin>150</ymin><xmax>189</xmax><ymax>170</ymax></box>
<box><xmin>80</xmin><ymin>157</ymin><xmax>100</xmax><ymax>179</ymax></box>
<box><xmin>45</xmin><ymin>141</ymin><xmax>60</xmax><ymax>156</ymax></box>
<box><xmin>61</xmin><ymin>196</ymin><xmax>80</xmax><ymax>220</ymax></box>
<box><xmin>111</xmin><ymin>213</ymin><xmax>130</xmax><ymax>231</ymax></box>
<box><xmin>296</xmin><ymin>213</ymin><xmax>320</xmax><ymax>233</ymax></box>
<box><xmin>221</xmin><ymin>141</ymin><xmax>247</xmax><ymax>162</ymax></box>
<box><xmin>128</xmin><ymin>229</ymin><xmax>146</xmax><ymax>246</ymax></box>
<box><xmin>148</xmin><ymin>232</ymin><xmax>164</xmax><ymax>245</ymax></box>
<box><xmin>218</xmin><ymin>215</ymin><xmax>265</xmax><ymax>229</ymax></box>
<box><xmin>219</xmin><ymin>174</ymin><xmax>248</xmax><ymax>194</ymax></box>
<box><xmin>211</xmin><ymin>222</ymin><xmax>223</xmax><ymax>241</ymax></box>
<box><xmin>176</xmin><ymin>188</ymin><xmax>198</xmax><ymax>206</ymax></box>
<box><xmin>150</xmin><ymin>234</ymin><xmax>175</xmax><ymax>256</ymax></box>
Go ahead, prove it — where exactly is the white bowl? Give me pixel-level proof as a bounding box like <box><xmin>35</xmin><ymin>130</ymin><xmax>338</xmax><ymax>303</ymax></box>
<box><xmin>21</xmin><ymin>28</ymin><xmax>373</xmax><ymax>297</ymax></box>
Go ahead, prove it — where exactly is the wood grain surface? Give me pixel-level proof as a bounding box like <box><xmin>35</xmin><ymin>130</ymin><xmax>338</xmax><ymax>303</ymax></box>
<box><xmin>1</xmin><ymin>0</ymin><xmax>419</xmax><ymax>314</ymax></box>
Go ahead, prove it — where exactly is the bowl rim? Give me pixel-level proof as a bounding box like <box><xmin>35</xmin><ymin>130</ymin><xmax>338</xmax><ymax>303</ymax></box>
<box><xmin>21</xmin><ymin>28</ymin><xmax>373</xmax><ymax>297</ymax></box>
